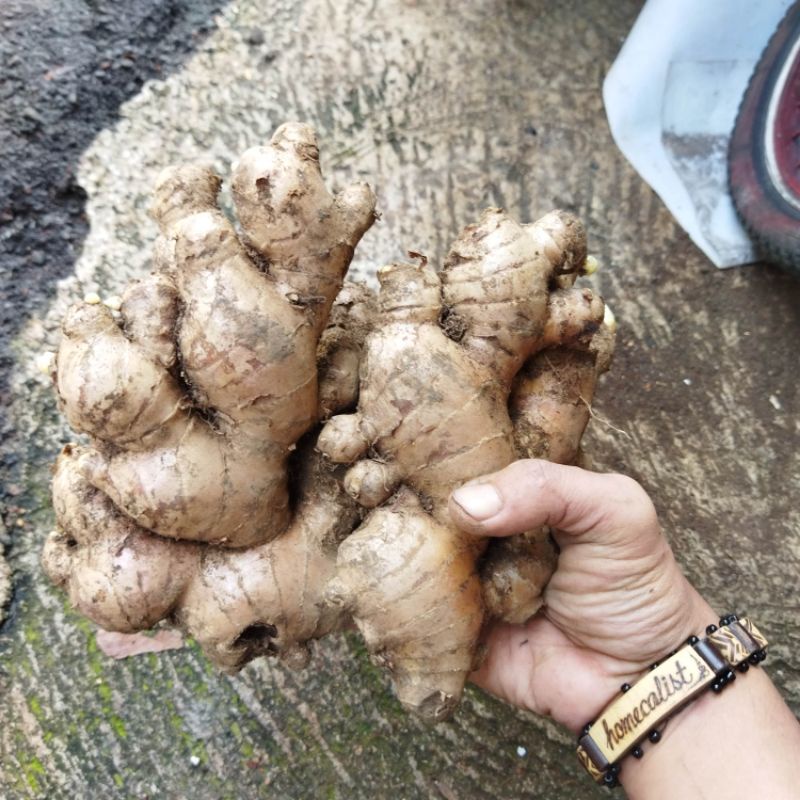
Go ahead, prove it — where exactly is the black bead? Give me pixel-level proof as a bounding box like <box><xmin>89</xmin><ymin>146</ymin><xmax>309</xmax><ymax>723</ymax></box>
<box><xmin>712</xmin><ymin>682</ymin><xmax>722</xmax><ymax>693</ymax></box>
<box><xmin>583</xmin><ymin>723</ymin><xmax>592</xmax><ymax>735</ymax></box>
<box><xmin>748</xmin><ymin>652</ymin><xmax>760</xmax><ymax>666</ymax></box>
<box><xmin>686</xmin><ymin>635</ymin><xmax>699</xmax><ymax>646</ymax></box>
<box><xmin>706</xmin><ymin>624</ymin><xmax>718</xmax><ymax>635</ymax></box>
<box><xmin>603</xmin><ymin>771</ymin><xmax>619</xmax><ymax>788</ymax></box>
<box><xmin>603</xmin><ymin>764</ymin><xmax>621</xmax><ymax>787</ymax></box>
<box><xmin>650</xmin><ymin>662</ymin><xmax>659</xmax><ymax>671</ymax></box>
<box><xmin>648</xmin><ymin>730</ymin><xmax>661</xmax><ymax>743</ymax></box>
<box><xmin>632</xmin><ymin>747</ymin><xmax>644</xmax><ymax>759</ymax></box>
<box><xmin>718</xmin><ymin>669</ymin><xmax>734</xmax><ymax>688</ymax></box>
<box><xmin>738</xmin><ymin>661</ymin><xmax>750</xmax><ymax>673</ymax></box>
<box><xmin>758</xmin><ymin>649</ymin><xmax>768</xmax><ymax>663</ymax></box>
<box><xmin>621</xmin><ymin>683</ymin><xmax>631</xmax><ymax>693</ymax></box>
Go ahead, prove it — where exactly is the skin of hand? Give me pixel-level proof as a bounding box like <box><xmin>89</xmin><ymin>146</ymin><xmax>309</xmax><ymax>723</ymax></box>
<box><xmin>448</xmin><ymin>459</ymin><xmax>714</xmax><ymax>733</ymax></box>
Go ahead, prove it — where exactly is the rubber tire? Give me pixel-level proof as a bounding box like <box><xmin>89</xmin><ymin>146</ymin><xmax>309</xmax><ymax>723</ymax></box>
<box><xmin>729</xmin><ymin>2</ymin><xmax>800</xmax><ymax>278</ymax></box>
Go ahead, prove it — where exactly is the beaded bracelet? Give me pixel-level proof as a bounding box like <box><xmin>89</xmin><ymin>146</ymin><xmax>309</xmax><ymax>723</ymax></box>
<box><xmin>576</xmin><ymin>614</ymin><xmax>768</xmax><ymax>788</ymax></box>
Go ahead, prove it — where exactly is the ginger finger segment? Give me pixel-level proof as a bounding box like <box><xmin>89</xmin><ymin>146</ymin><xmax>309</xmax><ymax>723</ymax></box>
<box><xmin>481</xmin><ymin>528</ymin><xmax>557</xmax><ymax>624</ymax></box>
<box><xmin>498</xmin><ymin>297</ymin><xmax>617</xmax><ymax>626</ymax></box>
<box><xmin>179</xmin><ymin>447</ymin><xmax>360</xmax><ymax>671</ymax></box>
<box><xmin>318</xmin><ymin>345</ymin><xmax>361</xmax><ymax>418</ymax></box>
<box><xmin>150</xmin><ymin>163</ymin><xmax>222</xmax><ymax>231</ymax></box>
<box><xmin>168</xmin><ymin>208</ymin><xmax>316</xmax><ymax>438</ymax></box>
<box><xmin>316</xmin><ymin>412</ymin><xmax>370</xmax><ymax>463</ymax></box>
<box><xmin>329</xmin><ymin>491</ymin><xmax>483</xmax><ymax>721</ymax></box>
<box><xmin>527</xmin><ymin>209</ymin><xmax>588</xmax><ymax>275</ymax></box>
<box><xmin>232</xmin><ymin>123</ymin><xmax>376</xmax><ymax>327</ymax></box>
<box><xmin>511</xmin><ymin>307</ymin><xmax>617</xmax><ymax>466</ymax></box>
<box><xmin>43</xmin><ymin>449</ymin><xmax>199</xmax><ymax>631</ymax></box>
<box><xmin>441</xmin><ymin>209</ymin><xmax>588</xmax><ymax>385</ymax></box>
<box><xmin>377</xmin><ymin>261</ymin><xmax>441</xmax><ymax>322</ymax></box>
<box><xmin>79</xmin><ymin>431</ymin><xmax>289</xmax><ymax>547</ymax></box>
<box><xmin>343</xmin><ymin>459</ymin><xmax>401</xmax><ymax>508</ymax></box>
<box><xmin>540</xmin><ymin>287</ymin><xmax>605</xmax><ymax>350</ymax></box>
<box><xmin>510</xmin><ymin>347</ymin><xmax>598</xmax><ymax>464</ymax></box>
<box><xmin>120</xmin><ymin>273</ymin><xmax>180</xmax><ymax>369</ymax></box>
<box><xmin>56</xmin><ymin>302</ymin><xmax>189</xmax><ymax>449</ymax></box>
<box><xmin>346</xmin><ymin>320</ymin><xmax>516</xmax><ymax>516</ymax></box>
<box><xmin>317</xmin><ymin>283</ymin><xmax>376</xmax><ymax>418</ymax></box>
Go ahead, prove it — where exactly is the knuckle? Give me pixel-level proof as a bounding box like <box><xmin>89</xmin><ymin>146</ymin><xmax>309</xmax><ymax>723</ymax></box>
<box><xmin>605</xmin><ymin>473</ymin><xmax>659</xmax><ymax>529</ymax></box>
<box><xmin>514</xmin><ymin>459</ymin><xmax>553</xmax><ymax>492</ymax></box>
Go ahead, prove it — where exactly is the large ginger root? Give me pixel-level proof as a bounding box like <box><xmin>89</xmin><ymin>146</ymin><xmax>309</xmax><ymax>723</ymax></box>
<box><xmin>43</xmin><ymin>280</ymin><xmax>375</xmax><ymax>670</ymax></box>
<box><xmin>42</xmin><ymin>123</ymin><xmax>616</xmax><ymax>722</ymax></box>
<box><xmin>317</xmin><ymin>209</ymin><xmax>612</xmax><ymax>719</ymax></box>
<box><xmin>54</xmin><ymin>123</ymin><xmax>375</xmax><ymax>547</ymax></box>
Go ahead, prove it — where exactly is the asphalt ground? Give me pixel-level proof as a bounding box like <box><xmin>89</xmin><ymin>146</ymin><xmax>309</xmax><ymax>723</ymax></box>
<box><xmin>0</xmin><ymin>0</ymin><xmax>225</xmax><ymax>520</ymax></box>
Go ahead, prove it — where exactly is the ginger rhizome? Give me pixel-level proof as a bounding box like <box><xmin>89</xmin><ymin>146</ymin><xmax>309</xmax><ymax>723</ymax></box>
<box><xmin>317</xmin><ymin>209</ymin><xmax>612</xmax><ymax>718</ymax></box>
<box><xmin>54</xmin><ymin>123</ymin><xmax>375</xmax><ymax>547</ymax></box>
<box><xmin>42</xmin><ymin>123</ymin><xmax>614</xmax><ymax>720</ymax></box>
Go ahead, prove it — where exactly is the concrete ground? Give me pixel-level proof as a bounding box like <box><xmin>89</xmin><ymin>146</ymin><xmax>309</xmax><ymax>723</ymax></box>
<box><xmin>1</xmin><ymin>1</ymin><xmax>798</xmax><ymax>798</ymax></box>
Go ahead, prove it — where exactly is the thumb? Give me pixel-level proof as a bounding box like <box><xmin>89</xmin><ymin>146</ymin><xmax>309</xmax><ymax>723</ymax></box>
<box><xmin>448</xmin><ymin>459</ymin><xmax>659</xmax><ymax>547</ymax></box>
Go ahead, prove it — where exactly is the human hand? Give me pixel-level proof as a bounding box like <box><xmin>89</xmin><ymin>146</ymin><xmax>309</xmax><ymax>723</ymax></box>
<box><xmin>448</xmin><ymin>460</ymin><xmax>713</xmax><ymax>732</ymax></box>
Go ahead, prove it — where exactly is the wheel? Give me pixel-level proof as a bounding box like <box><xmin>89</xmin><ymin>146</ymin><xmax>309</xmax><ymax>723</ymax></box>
<box><xmin>729</xmin><ymin>1</ymin><xmax>800</xmax><ymax>277</ymax></box>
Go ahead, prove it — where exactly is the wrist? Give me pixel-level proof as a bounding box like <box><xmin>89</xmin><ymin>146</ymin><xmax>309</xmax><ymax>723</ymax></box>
<box><xmin>575</xmin><ymin>607</ymin><xmax>798</xmax><ymax>797</ymax></box>
<box><xmin>620</xmin><ymin>664</ymin><xmax>763</xmax><ymax>784</ymax></box>
<box><xmin>620</xmin><ymin>662</ymin><xmax>800</xmax><ymax>799</ymax></box>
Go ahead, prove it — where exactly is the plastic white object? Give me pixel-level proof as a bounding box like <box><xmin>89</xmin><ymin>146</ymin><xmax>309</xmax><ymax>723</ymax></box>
<box><xmin>604</xmin><ymin>0</ymin><xmax>792</xmax><ymax>268</ymax></box>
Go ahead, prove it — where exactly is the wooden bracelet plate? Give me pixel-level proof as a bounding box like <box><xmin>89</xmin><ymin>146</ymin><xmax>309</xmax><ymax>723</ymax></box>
<box><xmin>577</xmin><ymin>617</ymin><xmax>768</xmax><ymax>783</ymax></box>
<box><xmin>578</xmin><ymin>645</ymin><xmax>713</xmax><ymax>768</ymax></box>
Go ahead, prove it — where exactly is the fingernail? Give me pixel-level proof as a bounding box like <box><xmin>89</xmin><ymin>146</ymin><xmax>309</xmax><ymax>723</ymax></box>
<box><xmin>451</xmin><ymin>483</ymin><xmax>503</xmax><ymax>521</ymax></box>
